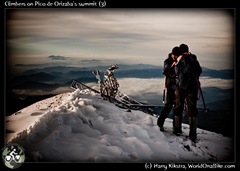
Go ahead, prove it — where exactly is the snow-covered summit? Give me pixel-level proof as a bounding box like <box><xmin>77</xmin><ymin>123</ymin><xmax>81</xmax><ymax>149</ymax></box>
<box><xmin>6</xmin><ymin>89</ymin><xmax>233</xmax><ymax>162</ymax></box>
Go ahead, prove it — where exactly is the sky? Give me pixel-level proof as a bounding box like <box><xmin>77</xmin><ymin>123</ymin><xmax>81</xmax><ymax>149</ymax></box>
<box><xmin>5</xmin><ymin>88</ymin><xmax>234</xmax><ymax>167</ymax></box>
<box><xmin>5</xmin><ymin>8</ymin><xmax>235</xmax><ymax>70</ymax></box>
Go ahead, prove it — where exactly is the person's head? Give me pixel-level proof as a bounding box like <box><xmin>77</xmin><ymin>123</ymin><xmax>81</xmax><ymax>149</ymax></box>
<box><xmin>179</xmin><ymin>43</ymin><xmax>189</xmax><ymax>53</ymax></box>
<box><xmin>171</xmin><ymin>46</ymin><xmax>181</xmax><ymax>60</ymax></box>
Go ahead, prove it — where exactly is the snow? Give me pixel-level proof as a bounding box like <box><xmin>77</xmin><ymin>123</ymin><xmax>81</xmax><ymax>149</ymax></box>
<box><xmin>5</xmin><ymin>88</ymin><xmax>234</xmax><ymax>163</ymax></box>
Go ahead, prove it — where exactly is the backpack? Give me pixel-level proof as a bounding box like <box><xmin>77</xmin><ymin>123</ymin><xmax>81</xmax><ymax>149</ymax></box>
<box><xmin>175</xmin><ymin>53</ymin><xmax>202</xmax><ymax>90</ymax></box>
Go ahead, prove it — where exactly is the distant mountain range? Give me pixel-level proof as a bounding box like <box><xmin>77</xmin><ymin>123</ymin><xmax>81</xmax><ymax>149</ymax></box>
<box><xmin>5</xmin><ymin>64</ymin><xmax>234</xmax><ymax>116</ymax></box>
<box><xmin>8</xmin><ymin>64</ymin><xmax>234</xmax><ymax>89</ymax></box>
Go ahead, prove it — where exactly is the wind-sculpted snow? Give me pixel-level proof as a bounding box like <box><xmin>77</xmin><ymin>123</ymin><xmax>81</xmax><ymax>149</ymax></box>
<box><xmin>6</xmin><ymin>89</ymin><xmax>234</xmax><ymax>162</ymax></box>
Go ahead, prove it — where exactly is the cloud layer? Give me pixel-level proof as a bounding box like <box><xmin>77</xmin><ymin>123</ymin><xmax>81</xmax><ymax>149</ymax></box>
<box><xmin>6</xmin><ymin>9</ymin><xmax>234</xmax><ymax>70</ymax></box>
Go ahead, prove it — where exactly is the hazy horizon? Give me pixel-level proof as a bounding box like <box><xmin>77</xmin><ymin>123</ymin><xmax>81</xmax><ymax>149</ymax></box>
<box><xmin>6</xmin><ymin>8</ymin><xmax>235</xmax><ymax>70</ymax></box>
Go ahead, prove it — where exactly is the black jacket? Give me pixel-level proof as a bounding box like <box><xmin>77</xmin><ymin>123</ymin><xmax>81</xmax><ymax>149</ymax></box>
<box><xmin>162</xmin><ymin>53</ymin><xmax>177</xmax><ymax>89</ymax></box>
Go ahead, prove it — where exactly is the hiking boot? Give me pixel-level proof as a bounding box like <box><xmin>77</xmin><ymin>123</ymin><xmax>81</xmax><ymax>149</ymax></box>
<box><xmin>173</xmin><ymin>127</ymin><xmax>182</xmax><ymax>136</ymax></box>
<box><xmin>173</xmin><ymin>130</ymin><xmax>182</xmax><ymax>136</ymax></box>
<box><xmin>189</xmin><ymin>117</ymin><xmax>197</xmax><ymax>142</ymax></box>
<box><xmin>159</xmin><ymin>126</ymin><xmax>165</xmax><ymax>132</ymax></box>
<box><xmin>189</xmin><ymin>135</ymin><xmax>197</xmax><ymax>142</ymax></box>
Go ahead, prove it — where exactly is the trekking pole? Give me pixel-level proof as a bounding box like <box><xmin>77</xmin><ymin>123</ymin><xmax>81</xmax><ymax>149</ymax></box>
<box><xmin>200</xmin><ymin>87</ymin><xmax>208</xmax><ymax>112</ymax></box>
<box><xmin>198</xmin><ymin>82</ymin><xmax>208</xmax><ymax>112</ymax></box>
<box><xmin>162</xmin><ymin>76</ymin><xmax>167</xmax><ymax>104</ymax></box>
<box><xmin>163</xmin><ymin>89</ymin><xmax>166</xmax><ymax>104</ymax></box>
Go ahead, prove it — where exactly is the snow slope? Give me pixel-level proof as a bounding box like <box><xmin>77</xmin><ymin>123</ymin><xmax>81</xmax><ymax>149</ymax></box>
<box><xmin>5</xmin><ymin>89</ymin><xmax>234</xmax><ymax>162</ymax></box>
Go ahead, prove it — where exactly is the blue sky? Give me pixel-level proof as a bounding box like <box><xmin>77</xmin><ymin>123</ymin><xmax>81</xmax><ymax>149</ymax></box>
<box><xmin>6</xmin><ymin>8</ymin><xmax>235</xmax><ymax>70</ymax></box>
